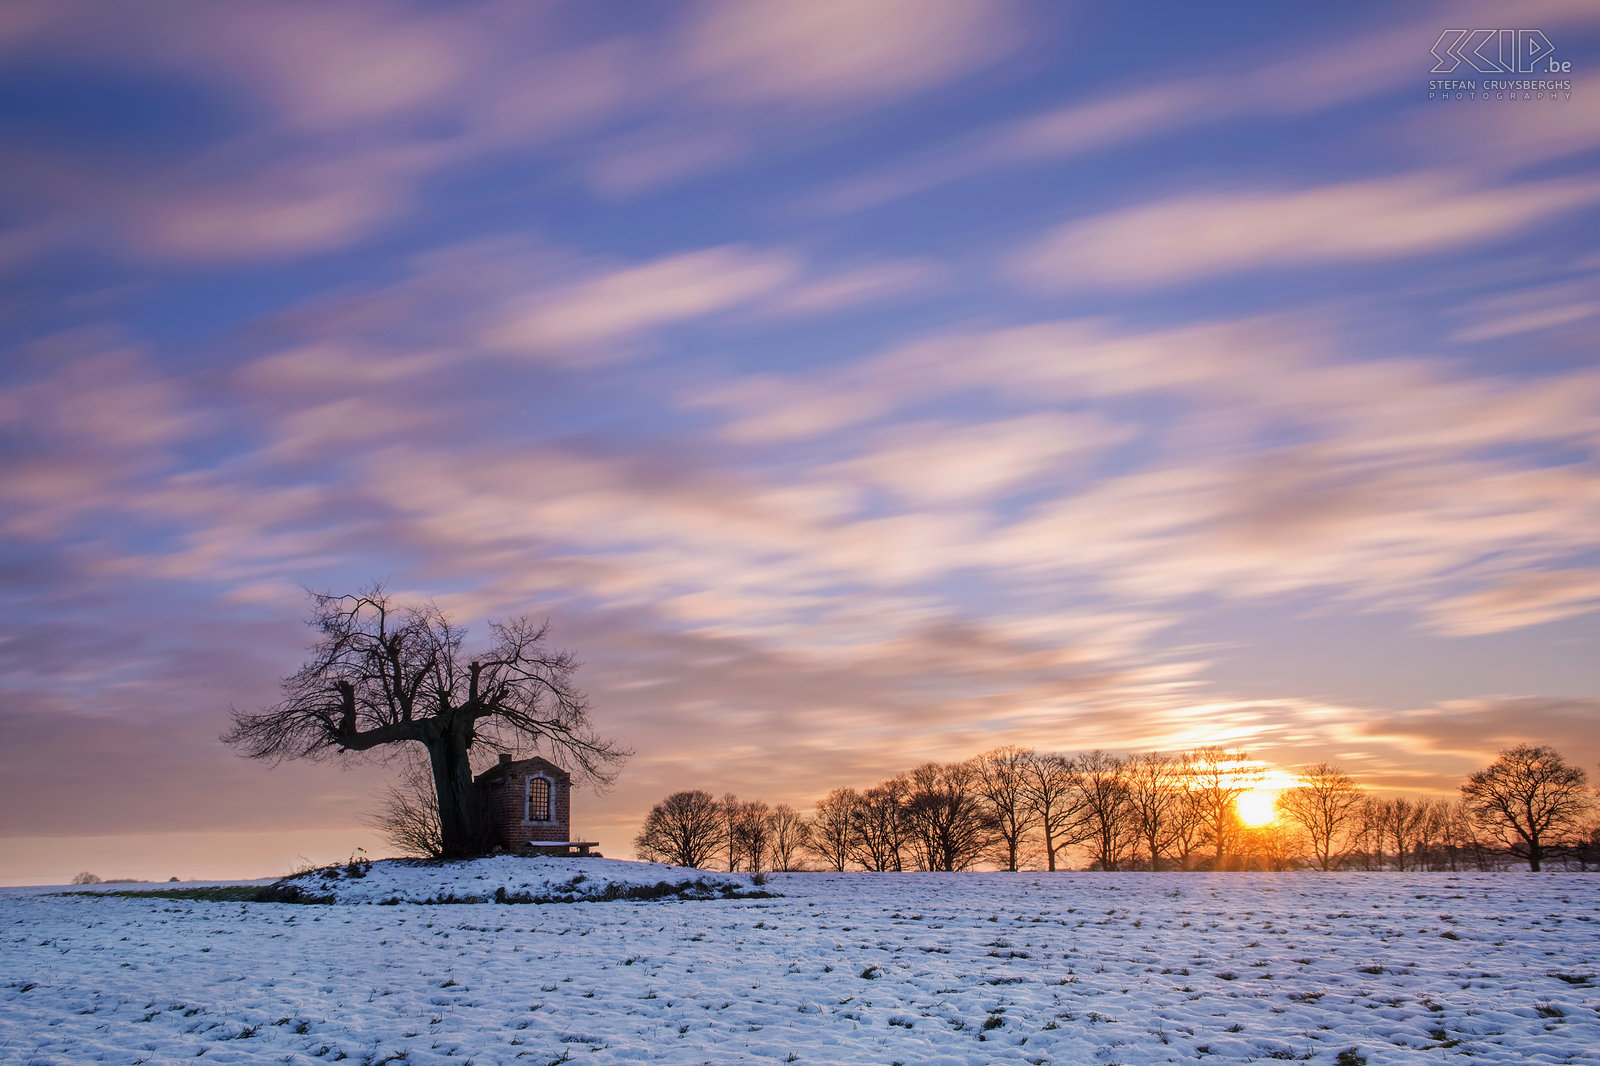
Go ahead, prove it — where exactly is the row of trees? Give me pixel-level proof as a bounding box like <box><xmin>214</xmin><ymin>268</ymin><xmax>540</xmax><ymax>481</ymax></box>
<box><xmin>1279</xmin><ymin>746</ymin><xmax>1596</xmax><ymax>873</ymax></box>
<box><xmin>637</xmin><ymin>746</ymin><xmax>1269</xmax><ymax>873</ymax></box>
<box><xmin>636</xmin><ymin>744</ymin><xmax>1597</xmax><ymax>873</ymax></box>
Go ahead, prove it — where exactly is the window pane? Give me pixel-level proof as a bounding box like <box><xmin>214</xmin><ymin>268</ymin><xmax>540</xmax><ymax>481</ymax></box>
<box><xmin>527</xmin><ymin>778</ymin><xmax>551</xmax><ymax>822</ymax></box>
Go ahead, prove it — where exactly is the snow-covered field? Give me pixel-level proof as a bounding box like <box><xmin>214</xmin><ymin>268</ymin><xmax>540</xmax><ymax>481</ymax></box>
<box><xmin>2</xmin><ymin>863</ymin><xmax>1597</xmax><ymax>1065</ymax></box>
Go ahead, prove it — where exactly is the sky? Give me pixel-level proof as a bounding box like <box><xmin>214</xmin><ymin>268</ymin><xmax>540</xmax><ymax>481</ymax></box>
<box><xmin>1</xmin><ymin>0</ymin><xmax>1598</xmax><ymax>885</ymax></box>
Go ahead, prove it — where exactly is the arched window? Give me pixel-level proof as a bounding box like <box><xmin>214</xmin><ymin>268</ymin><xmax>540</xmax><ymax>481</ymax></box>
<box><xmin>526</xmin><ymin>776</ymin><xmax>552</xmax><ymax>822</ymax></box>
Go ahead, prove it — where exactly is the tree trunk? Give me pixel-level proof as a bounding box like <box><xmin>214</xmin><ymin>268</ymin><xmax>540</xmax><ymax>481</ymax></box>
<box><xmin>428</xmin><ymin>730</ymin><xmax>485</xmax><ymax>858</ymax></box>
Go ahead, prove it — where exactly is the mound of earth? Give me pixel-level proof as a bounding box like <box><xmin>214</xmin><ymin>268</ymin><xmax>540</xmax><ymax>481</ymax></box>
<box><xmin>265</xmin><ymin>855</ymin><xmax>770</xmax><ymax>905</ymax></box>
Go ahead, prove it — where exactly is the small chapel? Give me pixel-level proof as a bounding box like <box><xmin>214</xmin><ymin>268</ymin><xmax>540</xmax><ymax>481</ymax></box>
<box><xmin>474</xmin><ymin>753</ymin><xmax>599</xmax><ymax>856</ymax></box>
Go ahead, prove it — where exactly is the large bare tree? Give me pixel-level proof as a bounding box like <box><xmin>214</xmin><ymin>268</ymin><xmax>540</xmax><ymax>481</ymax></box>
<box><xmin>732</xmin><ymin>798</ymin><xmax>774</xmax><ymax>873</ymax></box>
<box><xmin>634</xmin><ymin>790</ymin><xmax>726</xmax><ymax>869</ymax></box>
<box><xmin>1460</xmin><ymin>744</ymin><xmax>1591</xmax><ymax>872</ymax></box>
<box><xmin>1077</xmin><ymin>750</ymin><xmax>1136</xmax><ymax>871</ymax></box>
<box><xmin>1126</xmin><ymin>751</ymin><xmax>1185</xmax><ymax>870</ymax></box>
<box><xmin>852</xmin><ymin>778</ymin><xmax>910</xmax><ymax>872</ymax></box>
<box><xmin>974</xmin><ymin>746</ymin><xmax>1038</xmax><ymax>872</ymax></box>
<box><xmin>768</xmin><ymin>803</ymin><xmax>811</xmax><ymax>872</ymax></box>
<box><xmin>809</xmin><ymin>787</ymin><xmax>860</xmax><ymax>871</ymax></box>
<box><xmin>1023</xmin><ymin>751</ymin><xmax>1089</xmax><ymax>871</ymax></box>
<box><xmin>1372</xmin><ymin>796</ymin><xmax>1439</xmax><ymax>871</ymax></box>
<box><xmin>223</xmin><ymin>587</ymin><xmax>628</xmax><ymax>858</ymax></box>
<box><xmin>902</xmin><ymin>761</ymin><xmax>994</xmax><ymax>872</ymax></box>
<box><xmin>1275</xmin><ymin>762</ymin><xmax>1363</xmax><ymax>871</ymax></box>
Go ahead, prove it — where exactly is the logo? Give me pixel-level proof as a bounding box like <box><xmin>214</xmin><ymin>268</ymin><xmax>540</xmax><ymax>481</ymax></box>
<box><xmin>1430</xmin><ymin>30</ymin><xmax>1567</xmax><ymax>74</ymax></box>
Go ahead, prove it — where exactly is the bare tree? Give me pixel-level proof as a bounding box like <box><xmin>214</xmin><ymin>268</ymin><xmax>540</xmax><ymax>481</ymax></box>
<box><xmin>1434</xmin><ymin>799</ymin><xmax>1475</xmax><ymax>871</ymax></box>
<box><xmin>223</xmin><ymin>587</ymin><xmax>628</xmax><ymax>858</ymax></box>
<box><xmin>1373</xmin><ymin>796</ymin><xmax>1430</xmax><ymax>871</ymax></box>
<box><xmin>1275</xmin><ymin>763</ymin><xmax>1363</xmax><ymax>871</ymax></box>
<box><xmin>365</xmin><ymin>755</ymin><xmax>444</xmax><ymax>858</ymax></box>
<box><xmin>1351</xmin><ymin>797</ymin><xmax>1385</xmax><ymax>869</ymax></box>
<box><xmin>633</xmin><ymin>790</ymin><xmax>726</xmax><ymax>869</ymax></box>
<box><xmin>1187</xmin><ymin>747</ymin><xmax>1257</xmax><ymax>870</ymax></box>
<box><xmin>768</xmin><ymin>803</ymin><xmax>810</xmax><ymax>871</ymax></box>
<box><xmin>1460</xmin><ymin>744</ymin><xmax>1591</xmax><ymax>871</ymax></box>
<box><xmin>1126</xmin><ymin>751</ymin><xmax>1185</xmax><ymax>870</ymax></box>
<box><xmin>1166</xmin><ymin>780</ymin><xmax>1209</xmax><ymax>870</ymax></box>
<box><xmin>974</xmin><ymin>746</ymin><xmax>1037</xmax><ymax>871</ymax></box>
<box><xmin>902</xmin><ymin>761</ymin><xmax>995</xmax><ymax>872</ymax></box>
<box><xmin>1411</xmin><ymin>798</ymin><xmax>1452</xmax><ymax>870</ymax></box>
<box><xmin>809</xmin><ymin>787</ymin><xmax>859</xmax><ymax>871</ymax></box>
<box><xmin>1077</xmin><ymin>750</ymin><xmax>1136</xmax><ymax>871</ymax></box>
<box><xmin>733</xmin><ymin>799</ymin><xmax>774</xmax><ymax>873</ymax></box>
<box><xmin>1024</xmin><ymin>751</ymin><xmax>1089</xmax><ymax>871</ymax></box>
<box><xmin>851</xmin><ymin>778</ymin><xmax>909</xmax><ymax>872</ymax></box>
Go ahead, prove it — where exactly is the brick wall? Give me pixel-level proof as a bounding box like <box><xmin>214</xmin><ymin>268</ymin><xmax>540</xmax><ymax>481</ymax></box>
<box><xmin>481</xmin><ymin>764</ymin><xmax>571</xmax><ymax>848</ymax></box>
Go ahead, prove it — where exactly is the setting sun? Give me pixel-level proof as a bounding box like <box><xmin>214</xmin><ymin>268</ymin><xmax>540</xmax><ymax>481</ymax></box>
<box><xmin>1235</xmin><ymin>789</ymin><xmax>1279</xmax><ymax>827</ymax></box>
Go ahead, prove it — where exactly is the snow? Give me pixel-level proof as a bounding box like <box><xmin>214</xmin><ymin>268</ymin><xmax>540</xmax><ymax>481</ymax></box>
<box><xmin>2</xmin><ymin>864</ymin><xmax>1597</xmax><ymax>1065</ymax></box>
<box><xmin>269</xmin><ymin>854</ymin><xmax>758</xmax><ymax>904</ymax></box>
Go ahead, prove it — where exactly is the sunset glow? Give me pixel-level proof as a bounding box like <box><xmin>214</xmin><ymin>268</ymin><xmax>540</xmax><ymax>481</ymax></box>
<box><xmin>1</xmin><ymin>1</ymin><xmax>1598</xmax><ymax>886</ymax></box>
<box><xmin>1235</xmin><ymin>789</ymin><xmax>1280</xmax><ymax>829</ymax></box>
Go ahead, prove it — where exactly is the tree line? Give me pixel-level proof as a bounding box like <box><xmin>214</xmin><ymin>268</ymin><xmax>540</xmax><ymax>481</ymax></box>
<box><xmin>635</xmin><ymin>743</ymin><xmax>1597</xmax><ymax>874</ymax></box>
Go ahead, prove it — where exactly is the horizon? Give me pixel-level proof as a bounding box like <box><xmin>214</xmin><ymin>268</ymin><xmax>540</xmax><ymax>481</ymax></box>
<box><xmin>3</xmin><ymin>0</ymin><xmax>1599</xmax><ymax>886</ymax></box>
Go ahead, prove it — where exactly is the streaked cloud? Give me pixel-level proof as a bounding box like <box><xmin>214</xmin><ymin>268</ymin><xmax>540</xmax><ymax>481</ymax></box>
<box><xmin>806</xmin><ymin>0</ymin><xmax>1600</xmax><ymax>215</ymax></box>
<box><xmin>754</xmin><ymin>259</ymin><xmax>944</xmax><ymax>318</ymax></box>
<box><xmin>825</xmin><ymin>413</ymin><xmax>1129</xmax><ymax>506</ymax></box>
<box><xmin>1425</xmin><ymin>570</ymin><xmax>1600</xmax><ymax>636</ymax></box>
<box><xmin>1011</xmin><ymin>175</ymin><xmax>1600</xmax><ymax>289</ymax></box>
<box><xmin>677</xmin><ymin>0</ymin><xmax>1017</xmax><ymax>108</ymax></box>
<box><xmin>484</xmin><ymin>245</ymin><xmax>800</xmax><ymax>359</ymax></box>
<box><xmin>584</xmin><ymin>126</ymin><xmax>746</xmax><ymax>198</ymax></box>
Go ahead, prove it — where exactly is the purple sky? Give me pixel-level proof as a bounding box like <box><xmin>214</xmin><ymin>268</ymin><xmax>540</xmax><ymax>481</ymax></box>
<box><xmin>2</xmin><ymin>0</ymin><xmax>1598</xmax><ymax>884</ymax></box>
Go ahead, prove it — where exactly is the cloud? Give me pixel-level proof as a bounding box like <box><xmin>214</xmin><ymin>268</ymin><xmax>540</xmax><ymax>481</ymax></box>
<box><xmin>754</xmin><ymin>259</ymin><xmax>944</xmax><ymax>318</ymax></box>
<box><xmin>0</xmin><ymin>342</ymin><xmax>210</xmax><ymax>538</ymax></box>
<box><xmin>584</xmin><ymin>126</ymin><xmax>746</xmax><ymax>198</ymax></box>
<box><xmin>483</xmin><ymin>245</ymin><xmax>800</xmax><ymax>359</ymax></box>
<box><xmin>238</xmin><ymin>342</ymin><xmax>446</xmax><ymax>392</ymax></box>
<box><xmin>1356</xmin><ymin>697</ymin><xmax>1600</xmax><ymax>770</ymax></box>
<box><xmin>805</xmin><ymin>0</ymin><xmax>1600</xmax><ymax>215</ymax></box>
<box><xmin>0</xmin><ymin>5</ymin><xmax>636</xmax><ymax>263</ymax></box>
<box><xmin>827</xmin><ymin>413</ymin><xmax>1131</xmax><ymax>506</ymax></box>
<box><xmin>1404</xmin><ymin>70</ymin><xmax>1600</xmax><ymax>176</ymax></box>
<box><xmin>683</xmin><ymin>314</ymin><xmax>1327</xmax><ymax>443</ymax></box>
<box><xmin>808</xmin><ymin>82</ymin><xmax>1212</xmax><ymax>215</ymax></box>
<box><xmin>1011</xmin><ymin>174</ymin><xmax>1600</xmax><ymax>289</ymax></box>
<box><xmin>680</xmin><ymin>308</ymin><xmax>1600</xmax><ymax>636</ymax></box>
<box><xmin>0</xmin><ymin>0</ymin><xmax>1033</xmax><ymax>266</ymax></box>
<box><xmin>194</xmin><ymin>3</ymin><xmax>484</xmax><ymax>131</ymax></box>
<box><xmin>803</xmin><ymin>15</ymin><xmax>1415</xmax><ymax>215</ymax></box>
<box><xmin>678</xmin><ymin>0</ymin><xmax>1017</xmax><ymax>108</ymax></box>
<box><xmin>1425</xmin><ymin>569</ymin><xmax>1600</xmax><ymax>636</ymax></box>
<box><xmin>130</xmin><ymin>164</ymin><xmax>417</xmax><ymax>259</ymax></box>
<box><xmin>1452</xmin><ymin>301</ymin><xmax>1600</xmax><ymax>343</ymax></box>
<box><xmin>1447</xmin><ymin>276</ymin><xmax>1600</xmax><ymax>343</ymax></box>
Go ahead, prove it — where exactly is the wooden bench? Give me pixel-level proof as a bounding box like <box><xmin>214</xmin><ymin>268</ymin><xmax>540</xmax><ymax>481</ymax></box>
<box><xmin>520</xmin><ymin>841</ymin><xmax>601</xmax><ymax>857</ymax></box>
